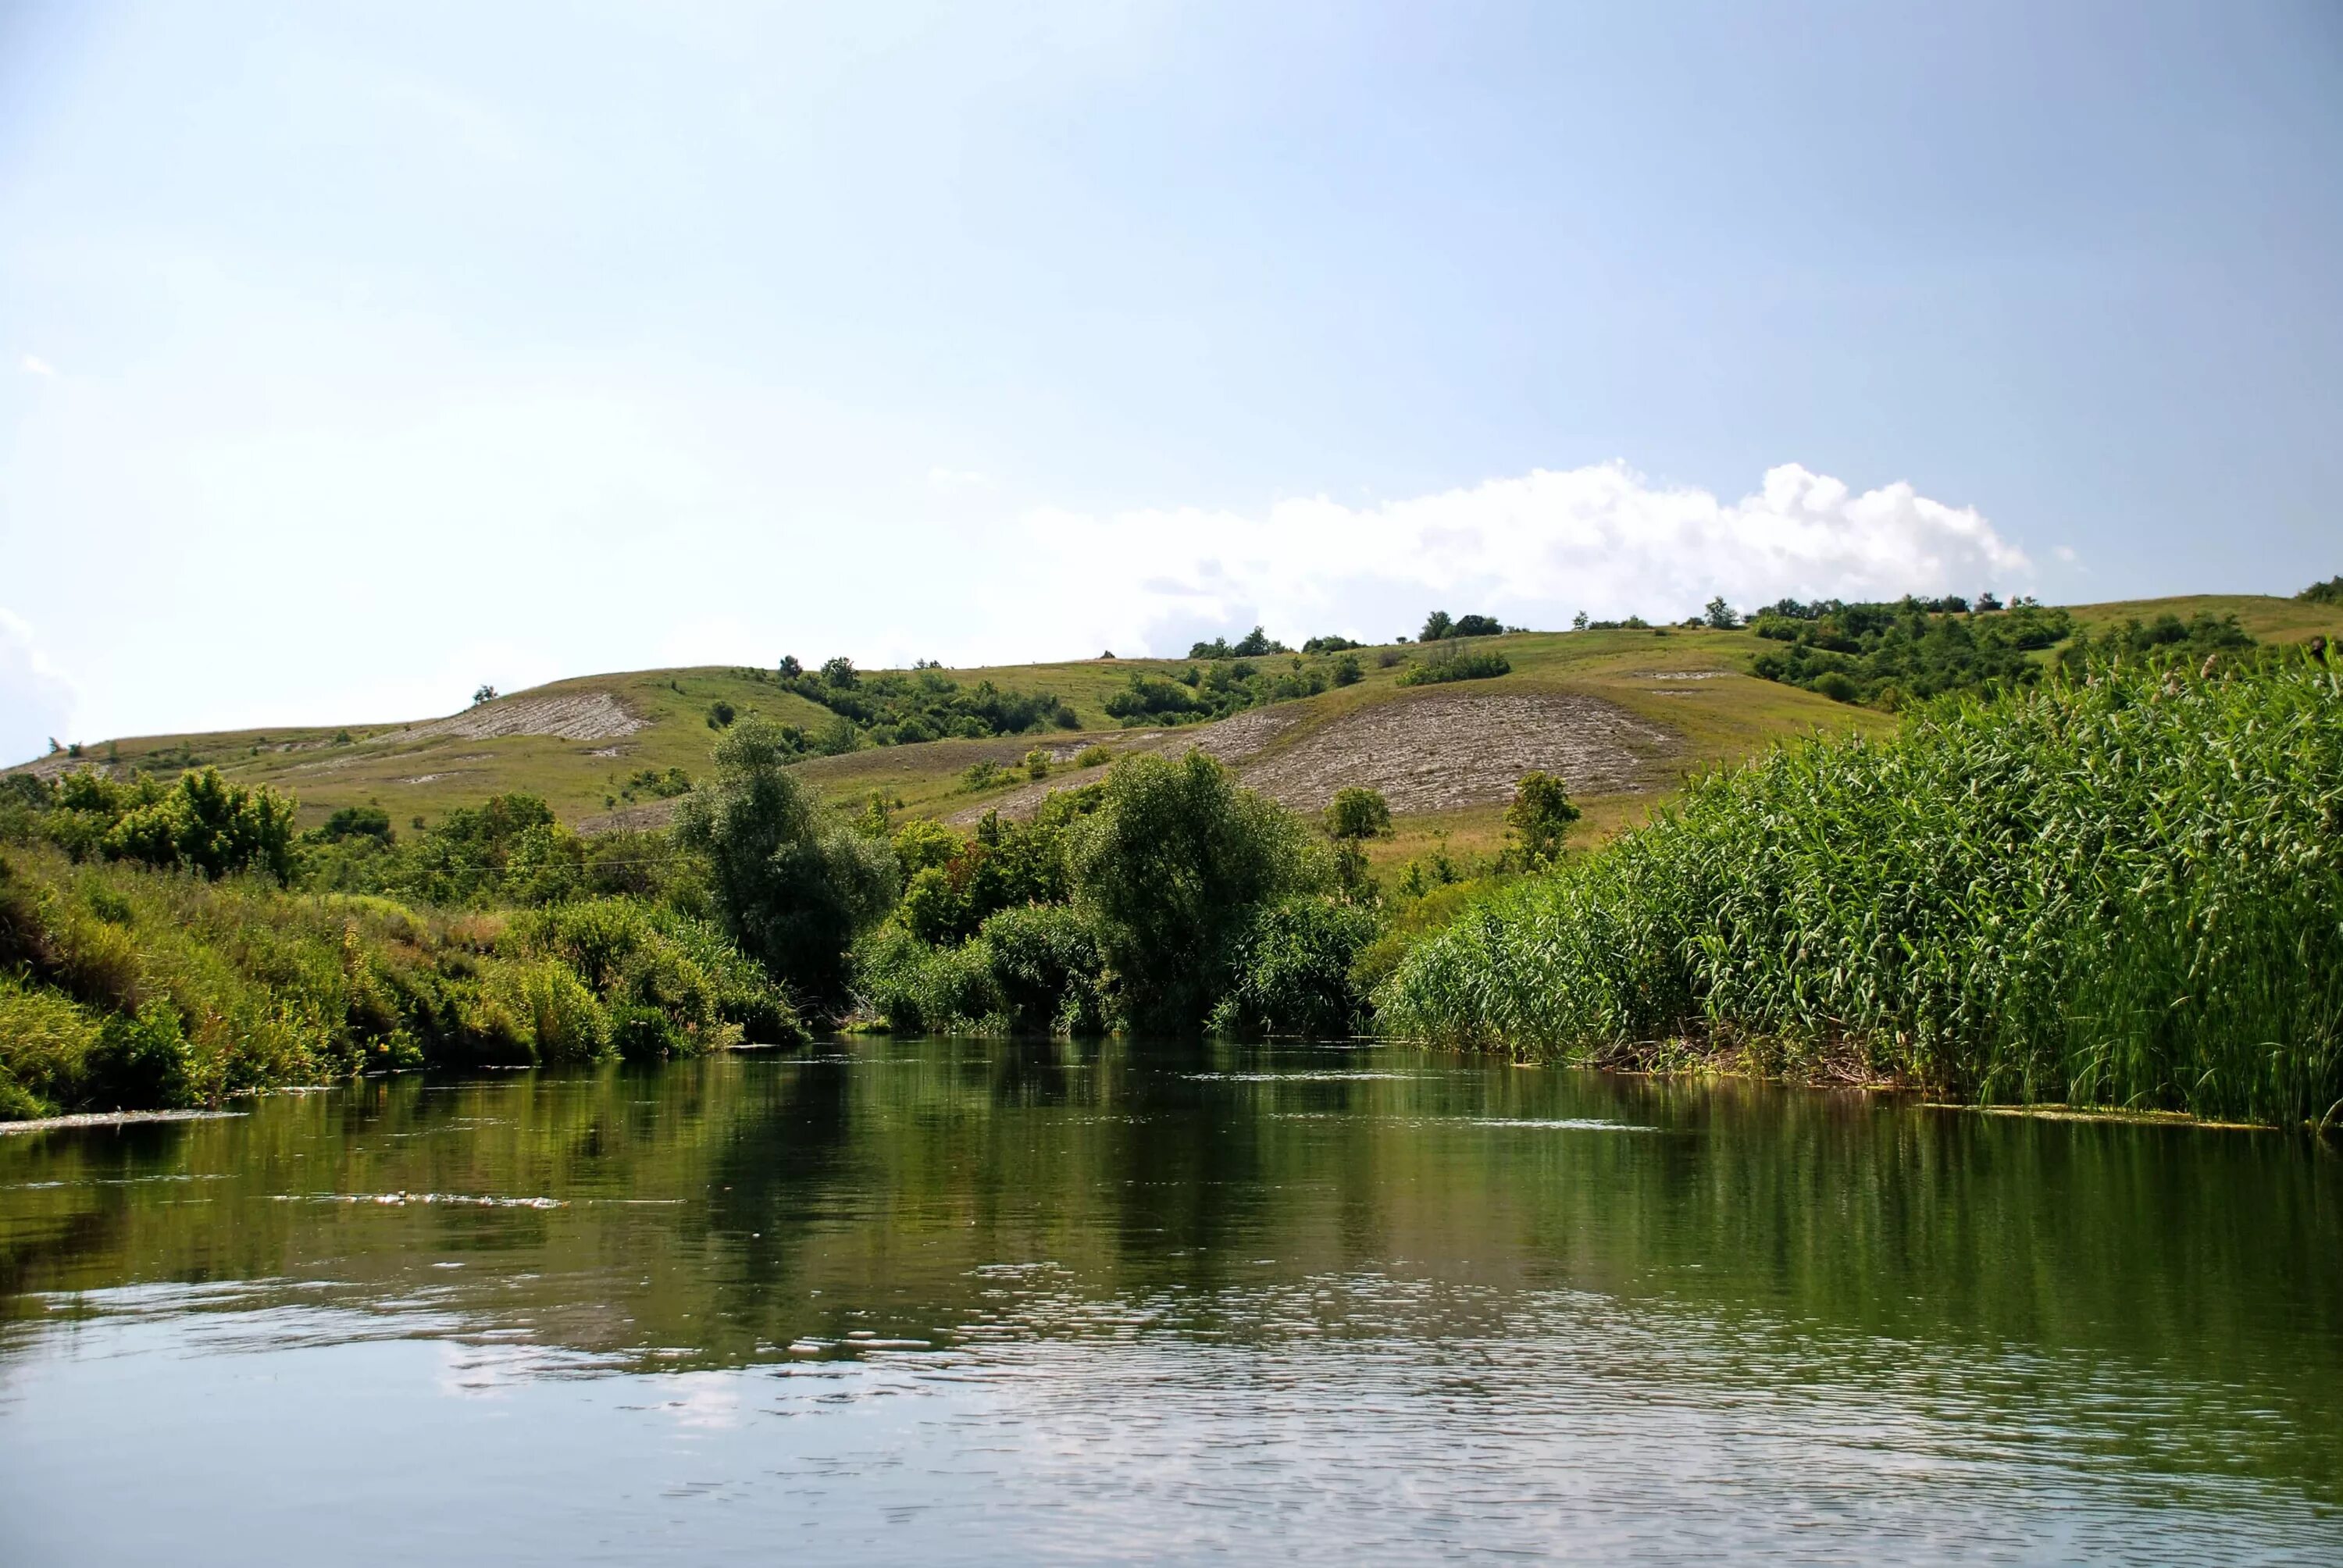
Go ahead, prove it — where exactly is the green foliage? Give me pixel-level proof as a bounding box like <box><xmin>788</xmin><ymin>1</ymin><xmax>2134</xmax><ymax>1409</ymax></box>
<box><xmin>316</xmin><ymin>805</ymin><xmax>394</xmax><ymax>845</ymax></box>
<box><xmin>1418</xmin><ymin>611</ymin><xmax>1503</xmax><ymax>641</ymax></box>
<box><xmin>54</xmin><ymin>767</ymin><xmax>301</xmax><ymax>884</ymax></box>
<box><xmin>673</xmin><ymin>717</ymin><xmax>899</xmax><ymax>1007</ymax></box>
<box><xmin>1749</xmin><ymin>597</ymin><xmax>2076</xmax><ymax>707</ymax></box>
<box><xmin>1331</xmin><ymin>653</ymin><xmax>1363</xmax><ymax>686</ymax></box>
<box><xmin>1504</xmin><ymin>772</ymin><xmax>1581</xmax><ymax>865</ymax></box>
<box><xmin>958</xmin><ymin>759</ymin><xmax>1007</xmax><ymax>793</ymax></box>
<box><xmin>2053</xmin><ymin>611</ymin><xmax>2254</xmax><ymax>676</ymax></box>
<box><xmin>1301</xmin><ymin>634</ymin><xmax>1362</xmax><ymax>654</ymax></box>
<box><xmin>705</xmin><ymin>700</ymin><xmax>736</xmax><ymax>730</ymax></box>
<box><xmin>622</xmin><ymin>767</ymin><xmax>692</xmax><ymax>800</ymax></box>
<box><xmin>890</xmin><ymin>799</ymin><xmax>1095</xmax><ymax>946</ymax></box>
<box><xmin>0</xmin><ymin>846</ymin><xmax>804</xmax><ymax>1118</ymax></box>
<box><xmin>376</xmin><ymin>793</ymin><xmax>572</xmax><ymax>906</ymax></box>
<box><xmin>1074</xmin><ymin>743</ymin><xmax>1113</xmax><ymax>768</ymax></box>
<box><xmin>2297</xmin><ymin>576</ymin><xmax>2343</xmax><ymax>605</ymax></box>
<box><xmin>1210</xmin><ymin>896</ymin><xmax>1381</xmax><ymax>1039</ymax></box>
<box><xmin>1068</xmin><ymin>752</ymin><xmax>1320</xmax><ymax>1032</ymax></box>
<box><xmin>975</xmin><ymin>903</ymin><xmax>1107</xmax><ymax>1035</ymax></box>
<box><xmin>1703</xmin><ymin>597</ymin><xmax>1738</xmax><ymax>630</ymax></box>
<box><xmin>1023</xmin><ymin>749</ymin><xmax>1051</xmax><ymax>781</ymax></box>
<box><xmin>1102</xmin><ymin>657</ymin><xmax>1333</xmax><ymax>727</ymax></box>
<box><xmin>853</xmin><ymin>902</ymin><xmax>1106</xmax><ymax>1037</ymax></box>
<box><xmin>1324</xmin><ymin>786</ymin><xmax>1393</xmax><ymax>842</ymax></box>
<box><xmin>1396</xmin><ymin>647</ymin><xmax>1511</xmax><ymax>686</ymax></box>
<box><xmin>779</xmin><ymin>661</ymin><xmax>1076</xmax><ymax>745</ymax></box>
<box><xmin>1378</xmin><ymin>658</ymin><xmax>2343</xmax><ymax>1127</ymax></box>
<box><xmin>1189</xmin><ymin>625</ymin><xmax>1289</xmax><ymax>659</ymax></box>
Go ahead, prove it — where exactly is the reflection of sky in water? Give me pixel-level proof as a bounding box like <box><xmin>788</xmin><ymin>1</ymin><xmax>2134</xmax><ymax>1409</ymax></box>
<box><xmin>1</xmin><ymin>1039</ymin><xmax>2337</xmax><ymax>1564</ymax></box>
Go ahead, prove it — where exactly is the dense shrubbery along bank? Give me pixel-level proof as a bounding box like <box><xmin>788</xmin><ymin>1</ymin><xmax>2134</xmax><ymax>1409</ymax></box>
<box><xmin>0</xmin><ymin>852</ymin><xmax>801</xmax><ymax>1121</ymax></box>
<box><xmin>1377</xmin><ymin>657</ymin><xmax>2343</xmax><ymax>1127</ymax></box>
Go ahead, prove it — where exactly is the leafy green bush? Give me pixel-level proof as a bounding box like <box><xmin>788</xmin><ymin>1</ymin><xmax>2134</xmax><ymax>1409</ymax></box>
<box><xmin>978</xmin><ymin>903</ymin><xmax>1107</xmax><ymax>1035</ymax></box>
<box><xmin>1068</xmin><ymin>752</ymin><xmax>1321</xmax><ymax>1032</ymax></box>
<box><xmin>1211</xmin><ymin>896</ymin><xmax>1380</xmax><ymax>1039</ymax></box>
<box><xmin>1749</xmin><ymin>597</ymin><xmax>2076</xmax><ymax>707</ymax></box>
<box><xmin>45</xmin><ymin>768</ymin><xmax>299</xmax><ymax>883</ymax></box>
<box><xmin>2297</xmin><ymin>576</ymin><xmax>2342</xmax><ymax>605</ymax></box>
<box><xmin>674</xmin><ymin>718</ymin><xmax>898</xmax><ymax>1008</ymax></box>
<box><xmin>779</xmin><ymin>661</ymin><xmax>1076</xmax><ymax>745</ymax></box>
<box><xmin>1504</xmin><ymin>772</ymin><xmax>1580</xmax><ymax>865</ymax></box>
<box><xmin>1324</xmin><ymin>787</ymin><xmax>1393</xmax><ymax>842</ymax></box>
<box><xmin>1396</xmin><ymin>649</ymin><xmax>1510</xmax><ymax>686</ymax></box>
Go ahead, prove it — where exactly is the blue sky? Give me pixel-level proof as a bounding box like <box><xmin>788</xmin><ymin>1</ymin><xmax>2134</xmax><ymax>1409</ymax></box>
<box><xmin>3</xmin><ymin>0</ymin><xmax>2338</xmax><ymax>757</ymax></box>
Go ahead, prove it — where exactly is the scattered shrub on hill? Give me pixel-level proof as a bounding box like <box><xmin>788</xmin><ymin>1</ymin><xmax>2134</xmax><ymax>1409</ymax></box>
<box><xmin>1419</xmin><ymin>611</ymin><xmax>1503</xmax><ymax>641</ymax></box>
<box><xmin>1190</xmin><ymin>626</ymin><xmax>1289</xmax><ymax>659</ymax></box>
<box><xmin>1325</xmin><ymin>786</ymin><xmax>1393</xmax><ymax>896</ymax></box>
<box><xmin>316</xmin><ymin>805</ymin><xmax>394</xmax><ymax>845</ymax></box>
<box><xmin>2054</xmin><ymin>611</ymin><xmax>2253</xmax><ymax>675</ymax></box>
<box><xmin>1396</xmin><ymin>647</ymin><xmax>1511</xmax><ymax>686</ymax></box>
<box><xmin>1324</xmin><ymin>786</ymin><xmax>1393</xmax><ymax>843</ymax></box>
<box><xmin>1749</xmin><ymin>597</ymin><xmax>2076</xmax><ymax>707</ymax></box>
<box><xmin>706</xmin><ymin>700</ymin><xmax>736</xmax><ymax>729</ymax></box>
<box><xmin>1074</xmin><ymin>744</ymin><xmax>1112</xmax><ymax>768</ymax></box>
<box><xmin>1302</xmin><ymin>634</ymin><xmax>1362</xmax><ymax>654</ymax></box>
<box><xmin>2298</xmin><ymin>576</ymin><xmax>2343</xmax><ymax>605</ymax></box>
<box><xmin>778</xmin><ymin>659</ymin><xmax>1076</xmax><ymax>746</ymax></box>
<box><xmin>622</xmin><ymin>767</ymin><xmax>693</xmax><ymax>801</ymax></box>
<box><xmin>1331</xmin><ymin>654</ymin><xmax>1363</xmax><ymax>686</ymax></box>
<box><xmin>1378</xmin><ymin>654</ymin><xmax>2343</xmax><ymax>1127</ymax></box>
<box><xmin>1101</xmin><ymin>657</ymin><xmax>1336</xmax><ymax>728</ymax></box>
<box><xmin>1503</xmin><ymin>772</ymin><xmax>1580</xmax><ymax>866</ymax></box>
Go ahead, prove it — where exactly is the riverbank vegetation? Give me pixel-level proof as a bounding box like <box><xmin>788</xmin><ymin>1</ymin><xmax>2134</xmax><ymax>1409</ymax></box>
<box><xmin>1378</xmin><ymin>653</ymin><xmax>2343</xmax><ymax>1128</ymax></box>
<box><xmin>6</xmin><ymin>590</ymin><xmax>2338</xmax><ymax>1128</ymax></box>
<box><xmin>0</xmin><ymin>845</ymin><xmax>801</xmax><ymax>1121</ymax></box>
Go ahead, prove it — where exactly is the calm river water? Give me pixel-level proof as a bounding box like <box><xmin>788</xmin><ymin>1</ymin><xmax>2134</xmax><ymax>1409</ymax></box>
<box><xmin>2</xmin><ymin>1038</ymin><xmax>2338</xmax><ymax>1564</ymax></box>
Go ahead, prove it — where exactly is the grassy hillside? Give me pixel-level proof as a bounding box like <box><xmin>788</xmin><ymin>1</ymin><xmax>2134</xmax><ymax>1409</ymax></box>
<box><xmin>13</xmin><ymin>594</ymin><xmax>2334</xmax><ymax>865</ymax></box>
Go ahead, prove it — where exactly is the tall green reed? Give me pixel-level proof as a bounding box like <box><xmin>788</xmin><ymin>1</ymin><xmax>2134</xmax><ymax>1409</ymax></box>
<box><xmin>1378</xmin><ymin>656</ymin><xmax>2343</xmax><ymax>1126</ymax></box>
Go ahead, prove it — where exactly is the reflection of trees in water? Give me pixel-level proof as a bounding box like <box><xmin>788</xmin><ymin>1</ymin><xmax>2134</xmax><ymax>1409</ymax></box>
<box><xmin>2</xmin><ymin>1045</ymin><xmax>2341</xmax><ymax>1488</ymax></box>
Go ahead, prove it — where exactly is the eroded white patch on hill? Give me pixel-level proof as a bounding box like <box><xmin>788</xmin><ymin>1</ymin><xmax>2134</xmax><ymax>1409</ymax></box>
<box><xmin>405</xmin><ymin>692</ymin><xmax>647</xmax><ymax>743</ymax></box>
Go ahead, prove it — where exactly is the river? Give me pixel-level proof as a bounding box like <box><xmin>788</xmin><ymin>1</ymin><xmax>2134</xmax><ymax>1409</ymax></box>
<box><xmin>2</xmin><ymin>1038</ymin><xmax>2338</xmax><ymax>1563</ymax></box>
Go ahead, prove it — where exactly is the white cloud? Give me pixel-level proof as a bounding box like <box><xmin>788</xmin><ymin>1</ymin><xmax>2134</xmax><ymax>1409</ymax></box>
<box><xmin>927</xmin><ymin>467</ymin><xmax>991</xmax><ymax>491</ymax></box>
<box><xmin>20</xmin><ymin>354</ymin><xmax>55</xmax><ymax>377</ymax></box>
<box><xmin>0</xmin><ymin>609</ymin><xmax>79</xmax><ymax>762</ymax></box>
<box><xmin>1018</xmin><ymin>461</ymin><xmax>2034</xmax><ymax>653</ymax></box>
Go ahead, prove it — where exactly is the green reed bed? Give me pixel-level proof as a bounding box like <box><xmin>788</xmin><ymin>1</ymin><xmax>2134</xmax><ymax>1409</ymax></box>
<box><xmin>1377</xmin><ymin>657</ymin><xmax>2343</xmax><ymax>1127</ymax></box>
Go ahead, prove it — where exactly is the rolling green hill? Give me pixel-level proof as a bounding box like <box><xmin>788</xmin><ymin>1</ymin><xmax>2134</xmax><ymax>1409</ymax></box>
<box><xmin>12</xmin><ymin>593</ymin><xmax>2334</xmax><ymax>871</ymax></box>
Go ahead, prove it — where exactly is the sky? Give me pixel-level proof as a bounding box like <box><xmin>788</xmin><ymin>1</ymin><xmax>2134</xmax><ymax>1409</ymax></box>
<box><xmin>2</xmin><ymin>0</ymin><xmax>2339</xmax><ymax>758</ymax></box>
